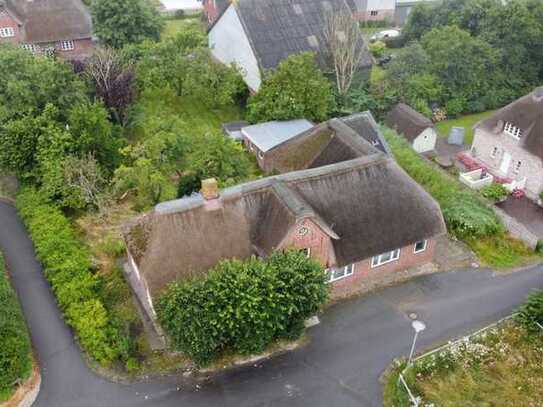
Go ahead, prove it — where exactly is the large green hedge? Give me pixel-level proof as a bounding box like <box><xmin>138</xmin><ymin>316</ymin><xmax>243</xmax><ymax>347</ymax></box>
<box><xmin>158</xmin><ymin>251</ymin><xmax>328</xmax><ymax>366</ymax></box>
<box><xmin>0</xmin><ymin>254</ymin><xmax>32</xmax><ymax>399</ymax></box>
<box><xmin>16</xmin><ymin>188</ymin><xmax>129</xmax><ymax>365</ymax></box>
<box><xmin>383</xmin><ymin>128</ymin><xmax>502</xmax><ymax>239</ymax></box>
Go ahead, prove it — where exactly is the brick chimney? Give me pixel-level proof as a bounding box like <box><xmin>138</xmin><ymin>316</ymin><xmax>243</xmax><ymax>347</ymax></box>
<box><xmin>201</xmin><ymin>178</ymin><xmax>222</xmax><ymax>210</ymax></box>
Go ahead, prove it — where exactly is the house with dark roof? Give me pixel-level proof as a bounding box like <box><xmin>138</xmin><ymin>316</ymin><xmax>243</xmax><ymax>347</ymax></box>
<box><xmin>0</xmin><ymin>0</ymin><xmax>93</xmax><ymax>59</ymax></box>
<box><xmin>471</xmin><ymin>87</ymin><xmax>543</xmax><ymax>200</ymax></box>
<box><xmin>207</xmin><ymin>0</ymin><xmax>373</xmax><ymax>91</ymax></box>
<box><xmin>385</xmin><ymin>103</ymin><xmax>437</xmax><ymax>153</ymax></box>
<box><xmin>202</xmin><ymin>0</ymin><xmax>229</xmax><ymax>24</ymax></box>
<box><xmin>122</xmin><ymin>113</ymin><xmax>446</xmax><ymax>330</ymax></box>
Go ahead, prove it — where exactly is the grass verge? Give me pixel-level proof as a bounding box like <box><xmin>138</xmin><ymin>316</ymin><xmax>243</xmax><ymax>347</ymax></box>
<box><xmin>383</xmin><ymin>321</ymin><xmax>543</xmax><ymax>406</ymax></box>
<box><xmin>435</xmin><ymin>110</ymin><xmax>496</xmax><ymax>145</ymax></box>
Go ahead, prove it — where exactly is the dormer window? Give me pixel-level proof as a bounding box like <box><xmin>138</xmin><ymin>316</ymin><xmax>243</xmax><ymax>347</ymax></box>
<box><xmin>59</xmin><ymin>40</ymin><xmax>75</xmax><ymax>51</ymax></box>
<box><xmin>504</xmin><ymin>122</ymin><xmax>523</xmax><ymax>139</ymax></box>
<box><xmin>0</xmin><ymin>27</ymin><xmax>15</xmax><ymax>38</ymax></box>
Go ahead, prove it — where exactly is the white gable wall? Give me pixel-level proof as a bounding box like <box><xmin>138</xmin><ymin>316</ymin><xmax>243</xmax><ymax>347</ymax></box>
<box><xmin>366</xmin><ymin>0</ymin><xmax>396</xmax><ymax>10</ymax></box>
<box><xmin>208</xmin><ymin>5</ymin><xmax>262</xmax><ymax>91</ymax></box>
<box><xmin>412</xmin><ymin>127</ymin><xmax>437</xmax><ymax>153</ymax></box>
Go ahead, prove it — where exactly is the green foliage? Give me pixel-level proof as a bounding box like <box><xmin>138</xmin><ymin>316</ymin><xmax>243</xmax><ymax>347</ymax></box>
<box><xmin>515</xmin><ymin>290</ymin><xmax>543</xmax><ymax>332</ymax></box>
<box><xmin>247</xmin><ymin>53</ymin><xmax>335</xmax><ymax>123</ymax></box>
<box><xmin>91</xmin><ymin>0</ymin><xmax>164</xmax><ymax>48</ymax></box>
<box><xmin>158</xmin><ymin>251</ymin><xmax>328</xmax><ymax>366</ymax></box>
<box><xmin>0</xmin><ymin>254</ymin><xmax>32</xmax><ymax>397</ymax></box>
<box><xmin>368</xmin><ymin>41</ymin><xmax>386</xmax><ymax>58</ymax></box>
<box><xmin>383</xmin><ymin>128</ymin><xmax>501</xmax><ymax>239</ymax></box>
<box><xmin>480</xmin><ymin>183</ymin><xmax>508</xmax><ymax>203</ymax></box>
<box><xmin>16</xmin><ymin>188</ymin><xmax>129</xmax><ymax>365</ymax></box>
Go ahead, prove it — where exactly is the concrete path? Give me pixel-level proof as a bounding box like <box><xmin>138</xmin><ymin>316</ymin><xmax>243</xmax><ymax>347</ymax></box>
<box><xmin>1</xmin><ymin>201</ymin><xmax>542</xmax><ymax>407</ymax></box>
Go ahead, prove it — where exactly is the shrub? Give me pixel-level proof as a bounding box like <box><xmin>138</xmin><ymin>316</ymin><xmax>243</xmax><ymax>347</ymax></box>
<box><xmin>158</xmin><ymin>251</ymin><xmax>328</xmax><ymax>366</ymax></box>
<box><xmin>16</xmin><ymin>187</ymin><xmax>128</xmax><ymax>365</ymax></box>
<box><xmin>369</xmin><ymin>41</ymin><xmax>386</xmax><ymax>58</ymax></box>
<box><xmin>0</xmin><ymin>254</ymin><xmax>32</xmax><ymax>397</ymax></box>
<box><xmin>515</xmin><ymin>290</ymin><xmax>543</xmax><ymax>333</ymax></box>
<box><xmin>444</xmin><ymin>97</ymin><xmax>466</xmax><ymax>118</ymax></box>
<box><xmin>480</xmin><ymin>183</ymin><xmax>508</xmax><ymax>203</ymax></box>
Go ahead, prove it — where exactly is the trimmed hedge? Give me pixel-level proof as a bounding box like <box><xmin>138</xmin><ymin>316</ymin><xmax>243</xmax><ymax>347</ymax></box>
<box><xmin>158</xmin><ymin>251</ymin><xmax>328</xmax><ymax>366</ymax></box>
<box><xmin>16</xmin><ymin>187</ymin><xmax>128</xmax><ymax>365</ymax></box>
<box><xmin>383</xmin><ymin>128</ymin><xmax>502</xmax><ymax>239</ymax></box>
<box><xmin>0</xmin><ymin>254</ymin><xmax>32</xmax><ymax>399</ymax></box>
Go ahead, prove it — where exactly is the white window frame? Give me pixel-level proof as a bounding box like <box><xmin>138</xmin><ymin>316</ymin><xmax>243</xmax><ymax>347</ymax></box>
<box><xmin>370</xmin><ymin>10</ymin><xmax>378</xmax><ymax>16</ymax></box>
<box><xmin>300</xmin><ymin>247</ymin><xmax>311</xmax><ymax>258</ymax></box>
<box><xmin>21</xmin><ymin>43</ymin><xmax>38</xmax><ymax>53</ymax></box>
<box><xmin>490</xmin><ymin>146</ymin><xmax>498</xmax><ymax>158</ymax></box>
<box><xmin>514</xmin><ymin>160</ymin><xmax>522</xmax><ymax>174</ymax></box>
<box><xmin>258</xmin><ymin>150</ymin><xmax>264</xmax><ymax>160</ymax></box>
<box><xmin>59</xmin><ymin>40</ymin><xmax>75</xmax><ymax>51</ymax></box>
<box><xmin>504</xmin><ymin>122</ymin><xmax>522</xmax><ymax>139</ymax></box>
<box><xmin>414</xmin><ymin>240</ymin><xmax>427</xmax><ymax>254</ymax></box>
<box><xmin>0</xmin><ymin>27</ymin><xmax>15</xmax><ymax>38</ymax></box>
<box><xmin>326</xmin><ymin>264</ymin><xmax>355</xmax><ymax>283</ymax></box>
<box><xmin>371</xmin><ymin>249</ymin><xmax>400</xmax><ymax>268</ymax></box>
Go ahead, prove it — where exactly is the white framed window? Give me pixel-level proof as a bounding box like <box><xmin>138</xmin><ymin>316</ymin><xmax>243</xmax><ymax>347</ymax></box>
<box><xmin>490</xmin><ymin>146</ymin><xmax>498</xmax><ymax>158</ymax></box>
<box><xmin>504</xmin><ymin>122</ymin><xmax>522</xmax><ymax>139</ymax></box>
<box><xmin>414</xmin><ymin>240</ymin><xmax>427</xmax><ymax>254</ymax></box>
<box><xmin>514</xmin><ymin>160</ymin><xmax>522</xmax><ymax>173</ymax></box>
<box><xmin>59</xmin><ymin>40</ymin><xmax>75</xmax><ymax>51</ymax></box>
<box><xmin>370</xmin><ymin>10</ymin><xmax>378</xmax><ymax>16</ymax></box>
<box><xmin>307</xmin><ymin>35</ymin><xmax>319</xmax><ymax>48</ymax></box>
<box><xmin>300</xmin><ymin>248</ymin><xmax>311</xmax><ymax>258</ymax></box>
<box><xmin>0</xmin><ymin>27</ymin><xmax>15</xmax><ymax>38</ymax></box>
<box><xmin>371</xmin><ymin>249</ymin><xmax>400</xmax><ymax>268</ymax></box>
<box><xmin>21</xmin><ymin>43</ymin><xmax>38</xmax><ymax>53</ymax></box>
<box><xmin>258</xmin><ymin>150</ymin><xmax>264</xmax><ymax>160</ymax></box>
<box><xmin>293</xmin><ymin>4</ymin><xmax>303</xmax><ymax>15</ymax></box>
<box><xmin>326</xmin><ymin>264</ymin><xmax>355</xmax><ymax>283</ymax></box>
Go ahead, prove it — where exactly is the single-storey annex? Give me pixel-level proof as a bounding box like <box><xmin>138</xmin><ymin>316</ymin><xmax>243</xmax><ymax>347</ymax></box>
<box><xmin>122</xmin><ymin>113</ymin><xmax>446</xmax><ymax>331</ymax></box>
<box><xmin>385</xmin><ymin>103</ymin><xmax>437</xmax><ymax>153</ymax></box>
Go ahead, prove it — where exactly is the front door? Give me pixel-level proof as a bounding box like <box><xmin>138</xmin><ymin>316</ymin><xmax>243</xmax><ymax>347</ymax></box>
<box><xmin>500</xmin><ymin>151</ymin><xmax>512</xmax><ymax>174</ymax></box>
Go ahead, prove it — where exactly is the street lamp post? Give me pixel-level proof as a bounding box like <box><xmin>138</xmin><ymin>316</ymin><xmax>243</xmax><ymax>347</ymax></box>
<box><xmin>408</xmin><ymin>320</ymin><xmax>426</xmax><ymax>365</ymax></box>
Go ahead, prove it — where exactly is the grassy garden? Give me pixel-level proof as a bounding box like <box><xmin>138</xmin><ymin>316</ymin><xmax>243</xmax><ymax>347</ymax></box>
<box><xmin>383</xmin><ymin>128</ymin><xmax>542</xmax><ymax>268</ymax></box>
<box><xmin>0</xmin><ymin>254</ymin><xmax>32</xmax><ymax>402</ymax></box>
<box><xmin>435</xmin><ymin>110</ymin><xmax>496</xmax><ymax>145</ymax></box>
<box><xmin>384</xmin><ymin>291</ymin><xmax>543</xmax><ymax>406</ymax></box>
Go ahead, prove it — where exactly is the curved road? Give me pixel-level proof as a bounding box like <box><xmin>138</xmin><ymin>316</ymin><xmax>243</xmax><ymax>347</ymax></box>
<box><xmin>1</xmin><ymin>201</ymin><xmax>543</xmax><ymax>407</ymax></box>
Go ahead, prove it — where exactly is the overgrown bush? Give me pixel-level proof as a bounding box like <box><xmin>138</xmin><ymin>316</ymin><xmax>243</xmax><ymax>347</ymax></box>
<box><xmin>158</xmin><ymin>251</ymin><xmax>328</xmax><ymax>366</ymax></box>
<box><xmin>0</xmin><ymin>254</ymin><xmax>32</xmax><ymax>398</ymax></box>
<box><xmin>16</xmin><ymin>188</ymin><xmax>129</xmax><ymax>365</ymax></box>
<box><xmin>515</xmin><ymin>290</ymin><xmax>543</xmax><ymax>333</ymax></box>
<box><xmin>480</xmin><ymin>183</ymin><xmax>508</xmax><ymax>203</ymax></box>
<box><xmin>369</xmin><ymin>41</ymin><xmax>386</xmax><ymax>58</ymax></box>
<box><xmin>383</xmin><ymin>128</ymin><xmax>502</xmax><ymax>239</ymax></box>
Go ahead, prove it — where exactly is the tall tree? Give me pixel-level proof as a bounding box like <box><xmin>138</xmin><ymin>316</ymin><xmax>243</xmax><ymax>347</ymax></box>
<box><xmin>91</xmin><ymin>0</ymin><xmax>163</xmax><ymax>49</ymax></box>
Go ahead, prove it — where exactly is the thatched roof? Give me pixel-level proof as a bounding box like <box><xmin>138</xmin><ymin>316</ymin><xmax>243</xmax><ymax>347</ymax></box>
<box><xmin>385</xmin><ymin>103</ymin><xmax>434</xmax><ymax>142</ymax></box>
<box><xmin>2</xmin><ymin>0</ymin><xmax>92</xmax><ymax>43</ymax></box>
<box><xmin>226</xmin><ymin>0</ymin><xmax>373</xmax><ymax>72</ymax></box>
<box><xmin>477</xmin><ymin>87</ymin><xmax>543</xmax><ymax>160</ymax></box>
<box><xmin>123</xmin><ymin>127</ymin><xmax>445</xmax><ymax>297</ymax></box>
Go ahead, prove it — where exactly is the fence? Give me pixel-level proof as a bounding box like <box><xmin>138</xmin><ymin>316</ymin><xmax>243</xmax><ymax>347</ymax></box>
<box><xmin>396</xmin><ymin>314</ymin><xmax>516</xmax><ymax>406</ymax></box>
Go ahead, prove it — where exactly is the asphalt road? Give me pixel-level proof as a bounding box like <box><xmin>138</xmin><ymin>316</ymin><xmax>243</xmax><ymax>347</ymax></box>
<box><xmin>1</xmin><ymin>200</ymin><xmax>543</xmax><ymax>407</ymax></box>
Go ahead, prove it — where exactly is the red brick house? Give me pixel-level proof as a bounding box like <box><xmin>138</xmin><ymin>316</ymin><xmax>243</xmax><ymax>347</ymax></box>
<box><xmin>0</xmin><ymin>0</ymin><xmax>94</xmax><ymax>59</ymax></box>
<box><xmin>202</xmin><ymin>0</ymin><xmax>229</xmax><ymax>24</ymax></box>
<box><xmin>122</xmin><ymin>114</ymin><xmax>446</xmax><ymax>330</ymax></box>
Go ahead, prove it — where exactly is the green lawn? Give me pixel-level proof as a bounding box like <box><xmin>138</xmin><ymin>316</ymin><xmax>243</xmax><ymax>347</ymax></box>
<box><xmin>435</xmin><ymin>110</ymin><xmax>496</xmax><ymax>146</ymax></box>
<box><xmin>162</xmin><ymin>16</ymin><xmax>204</xmax><ymax>39</ymax></box>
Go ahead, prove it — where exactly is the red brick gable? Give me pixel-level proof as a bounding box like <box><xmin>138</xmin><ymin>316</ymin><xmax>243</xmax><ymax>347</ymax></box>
<box><xmin>0</xmin><ymin>9</ymin><xmax>20</xmax><ymax>43</ymax></box>
<box><xmin>278</xmin><ymin>218</ymin><xmax>336</xmax><ymax>268</ymax></box>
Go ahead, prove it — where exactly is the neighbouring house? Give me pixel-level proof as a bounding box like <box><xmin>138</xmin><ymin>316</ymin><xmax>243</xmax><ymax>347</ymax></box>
<box><xmin>471</xmin><ymin>87</ymin><xmax>543</xmax><ymax>200</ymax></box>
<box><xmin>208</xmin><ymin>0</ymin><xmax>373</xmax><ymax>91</ymax></box>
<box><xmin>385</xmin><ymin>103</ymin><xmax>437</xmax><ymax>153</ymax></box>
<box><xmin>0</xmin><ymin>0</ymin><xmax>94</xmax><ymax>59</ymax></box>
<box><xmin>241</xmin><ymin>119</ymin><xmax>314</xmax><ymax>171</ymax></box>
<box><xmin>123</xmin><ymin>112</ymin><xmax>446</xmax><ymax>331</ymax></box>
<box><xmin>202</xmin><ymin>0</ymin><xmax>229</xmax><ymax>24</ymax></box>
<box><xmin>350</xmin><ymin>0</ymin><xmax>396</xmax><ymax>22</ymax></box>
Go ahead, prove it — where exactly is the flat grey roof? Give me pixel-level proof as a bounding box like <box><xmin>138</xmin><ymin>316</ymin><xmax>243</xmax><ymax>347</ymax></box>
<box><xmin>241</xmin><ymin>119</ymin><xmax>314</xmax><ymax>152</ymax></box>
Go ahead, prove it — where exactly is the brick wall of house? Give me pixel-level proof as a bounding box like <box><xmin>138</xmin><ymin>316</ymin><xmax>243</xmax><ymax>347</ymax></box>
<box><xmin>0</xmin><ymin>11</ymin><xmax>21</xmax><ymax>44</ymax></box>
<box><xmin>471</xmin><ymin>127</ymin><xmax>543</xmax><ymax>199</ymax></box>
<box><xmin>203</xmin><ymin>0</ymin><xmax>220</xmax><ymax>24</ymax></box>
<box><xmin>280</xmin><ymin>218</ymin><xmax>336</xmax><ymax>267</ymax></box>
<box><xmin>330</xmin><ymin>239</ymin><xmax>436</xmax><ymax>299</ymax></box>
<box><xmin>56</xmin><ymin>38</ymin><xmax>95</xmax><ymax>60</ymax></box>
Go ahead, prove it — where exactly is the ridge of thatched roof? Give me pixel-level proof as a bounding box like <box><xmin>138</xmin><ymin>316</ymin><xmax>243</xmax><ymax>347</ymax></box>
<box><xmin>477</xmin><ymin>87</ymin><xmax>543</xmax><ymax>160</ymax></box>
<box><xmin>385</xmin><ymin>103</ymin><xmax>434</xmax><ymax>142</ymax></box>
